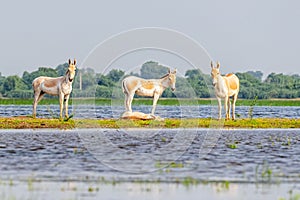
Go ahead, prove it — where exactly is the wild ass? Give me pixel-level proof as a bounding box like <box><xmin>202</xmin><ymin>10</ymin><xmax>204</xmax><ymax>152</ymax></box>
<box><xmin>32</xmin><ymin>59</ymin><xmax>77</xmax><ymax>119</ymax></box>
<box><xmin>122</xmin><ymin>69</ymin><xmax>177</xmax><ymax>116</ymax></box>
<box><xmin>211</xmin><ymin>61</ymin><xmax>239</xmax><ymax>120</ymax></box>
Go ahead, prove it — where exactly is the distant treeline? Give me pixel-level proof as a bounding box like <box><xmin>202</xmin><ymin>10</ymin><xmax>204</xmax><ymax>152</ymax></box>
<box><xmin>0</xmin><ymin>61</ymin><xmax>299</xmax><ymax>99</ymax></box>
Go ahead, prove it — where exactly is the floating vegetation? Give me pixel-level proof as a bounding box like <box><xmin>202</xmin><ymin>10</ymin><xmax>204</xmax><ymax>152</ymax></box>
<box><xmin>160</xmin><ymin>137</ymin><xmax>167</xmax><ymax>142</ymax></box>
<box><xmin>227</xmin><ymin>143</ymin><xmax>238</xmax><ymax>149</ymax></box>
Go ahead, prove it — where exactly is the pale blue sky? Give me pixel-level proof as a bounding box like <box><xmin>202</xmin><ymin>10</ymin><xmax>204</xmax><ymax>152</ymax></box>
<box><xmin>0</xmin><ymin>0</ymin><xmax>299</xmax><ymax>77</ymax></box>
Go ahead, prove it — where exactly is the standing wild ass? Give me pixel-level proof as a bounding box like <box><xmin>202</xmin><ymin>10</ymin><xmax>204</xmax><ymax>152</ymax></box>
<box><xmin>211</xmin><ymin>61</ymin><xmax>239</xmax><ymax>120</ymax></box>
<box><xmin>122</xmin><ymin>69</ymin><xmax>177</xmax><ymax>116</ymax></box>
<box><xmin>32</xmin><ymin>59</ymin><xmax>77</xmax><ymax>119</ymax></box>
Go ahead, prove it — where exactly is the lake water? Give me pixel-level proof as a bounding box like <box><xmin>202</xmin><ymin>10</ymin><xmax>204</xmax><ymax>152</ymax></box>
<box><xmin>1</xmin><ymin>129</ymin><xmax>300</xmax><ymax>199</ymax></box>
<box><xmin>1</xmin><ymin>103</ymin><xmax>300</xmax><ymax>199</ymax></box>
<box><xmin>1</xmin><ymin>105</ymin><xmax>300</xmax><ymax>119</ymax></box>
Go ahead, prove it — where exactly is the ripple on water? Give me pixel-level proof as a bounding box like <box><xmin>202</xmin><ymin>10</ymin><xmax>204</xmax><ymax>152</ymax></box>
<box><xmin>0</xmin><ymin>129</ymin><xmax>300</xmax><ymax>183</ymax></box>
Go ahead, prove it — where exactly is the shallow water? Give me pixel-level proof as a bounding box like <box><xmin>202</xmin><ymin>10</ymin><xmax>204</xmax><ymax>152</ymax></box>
<box><xmin>1</xmin><ymin>181</ymin><xmax>299</xmax><ymax>200</ymax></box>
<box><xmin>1</xmin><ymin>128</ymin><xmax>300</xmax><ymax>199</ymax></box>
<box><xmin>1</xmin><ymin>105</ymin><xmax>300</xmax><ymax>119</ymax></box>
<box><xmin>1</xmin><ymin>129</ymin><xmax>300</xmax><ymax>182</ymax></box>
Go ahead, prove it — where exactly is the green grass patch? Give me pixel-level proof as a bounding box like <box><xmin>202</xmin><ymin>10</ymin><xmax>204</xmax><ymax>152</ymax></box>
<box><xmin>0</xmin><ymin>117</ymin><xmax>299</xmax><ymax>129</ymax></box>
<box><xmin>0</xmin><ymin>116</ymin><xmax>75</xmax><ymax>129</ymax></box>
<box><xmin>236</xmin><ymin>99</ymin><xmax>300</xmax><ymax>107</ymax></box>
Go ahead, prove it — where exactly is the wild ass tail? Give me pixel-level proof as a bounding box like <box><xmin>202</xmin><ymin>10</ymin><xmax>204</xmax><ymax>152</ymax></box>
<box><xmin>122</xmin><ymin>78</ymin><xmax>128</xmax><ymax>95</ymax></box>
<box><xmin>32</xmin><ymin>78</ymin><xmax>39</xmax><ymax>91</ymax></box>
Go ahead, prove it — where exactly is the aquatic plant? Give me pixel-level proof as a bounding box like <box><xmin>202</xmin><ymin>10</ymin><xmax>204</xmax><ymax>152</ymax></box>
<box><xmin>282</xmin><ymin>137</ymin><xmax>292</xmax><ymax>147</ymax></box>
<box><xmin>226</xmin><ymin>139</ymin><xmax>239</xmax><ymax>149</ymax></box>
<box><xmin>181</xmin><ymin>177</ymin><xmax>199</xmax><ymax>187</ymax></box>
<box><xmin>226</xmin><ymin>143</ymin><xmax>237</xmax><ymax>149</ymax></box>
<box><xmin>248</xmin><ymin>96</ymin><xmax>258</xmax><ymax>119</ymax></box>
<box><xmin>215</xmin><ymin>181</ymin><xmax>230</xmax><ymax>193</ymax></box>
<box><xmin>88</xmin><ymin>186</ymin><xmax>99</xmax><ymax>192</ymax></box>
<box><xmin>9</xmin><ymin>179</ymin><xmax>13</xmax><ymax>186</ymax></box>
<box><xmin>279</xmin><ymin>189</ymin><xmax>300</xmax><ymax>200</ymax></box>
<box><xmin>256</xmin><ymin>161</ymin><xmax>273</xmax><ymax>182</ymax></box>
<box><xmin>27</xmin><ymin>178</ymin><xmax>33</xmax><ymax>191</ymax></box>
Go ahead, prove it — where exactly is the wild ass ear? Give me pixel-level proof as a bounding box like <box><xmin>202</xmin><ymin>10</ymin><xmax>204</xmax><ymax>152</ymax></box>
<box><xmin>73</xmin><ymin>59</ymin><xmax>76</xmax><ymax>65</ymax></box>
<box><xmin>173</xmin><ymin>69</ymin><xmax>177</xmax><ymax>74</ymax></box>
<box><xmin>168</xmin><ymin>68</ymin><xmax>171</xmax><ymax>74</ymax></box>
<box><xmin>216</xmin><ymin>61</ymin><xmax>220</xmax><ymax>69</ymax></box>
<box><xmin>69</xmin><ymin>59</ymin><xmax>71</xmax><ymax>65</ymax></box>
<box><xmin>210</xmin><ymin>61</ymin><xmax>214</xmax><ymax>68</ymax></box>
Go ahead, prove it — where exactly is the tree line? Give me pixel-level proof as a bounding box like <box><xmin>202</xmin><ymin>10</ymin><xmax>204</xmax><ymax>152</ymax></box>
<box><xmin>0</xmin><ymin>61</ymin><xmax>299</xmax><ymax>99</ymax></box>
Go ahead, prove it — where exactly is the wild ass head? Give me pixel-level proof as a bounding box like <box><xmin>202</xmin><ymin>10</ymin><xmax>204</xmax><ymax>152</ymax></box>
<box><xmin>167</xmin><ymin>68</ymin><xmax>177</xmax><ymax>91</ymax></box>
<box><xmin>67</xmin><ymin>59</ymin><xmax>77</xmax><ymax>82</ymax></box>
<box><xmin>210</xmin><ymin>61</ymin><xmax>220</xmax><ymax>87</ymax></box>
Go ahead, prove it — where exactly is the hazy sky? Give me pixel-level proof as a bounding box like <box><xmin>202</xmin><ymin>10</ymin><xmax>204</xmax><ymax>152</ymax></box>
<box><xmin>0</xmin><ymin>0</ymin><xmax>299</xmax><ymax>77</ymax></box>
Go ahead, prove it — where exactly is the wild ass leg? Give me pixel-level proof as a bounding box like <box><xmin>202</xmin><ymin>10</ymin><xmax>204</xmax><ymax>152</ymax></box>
<box><xmin>217</xmin><ymin>97</ymin><xmax>222</xmax><ymax>120</ymax></box>
<box><xmin>59</xmin><ymin>93</ymin><xmax>64</xmax><ymax>120</ymax></box>
<box><xmin>33</xmin><ymin>91</ymin><xmax>45</xmax><ymax>118</ymax></box>
<box><xmin>151</xmin><ymin>92</ymin><xmax>159</xmax><ymax>116</ymax></box>
<box><xmin>124</xmin><ymin>93</ymin><xmax>131</xmax><ymax>112</ymax></box>
<box><xmin>37</xmin><ymin>92</ymin><xmax>45</xmax><ymax>103</ymax></box>
<box><xmin>127</xmin><ymin>94</ymin><xmax>134</xmax><ymax>113</ymax></box>
<box><xmin>232</xmin><ymin>94</ymin><xmax>238</xmax><ymax>120</ymax></box>
<box><xmin>224</xmin><ymin>96</ymin><xmax>229</xmax><ymax>120</ymax></box>
<box><xmin>227</xmin><ymin>97</ymin><xmax>231</xmax><ymax>120</ymax></box>
<box><xmin>124</xmin><ymin>94</ymin><xmax>128</xmax><ymax>111</ymax></box>
<box><xmin>33</xmin><ymin>91</ymin><xmax>40</xmax><ymax>118</ymax></box>
<box><xmin>64</xmin><ymin>94</ymin><xmax>70</xmax><ymax>118</ymax></box>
